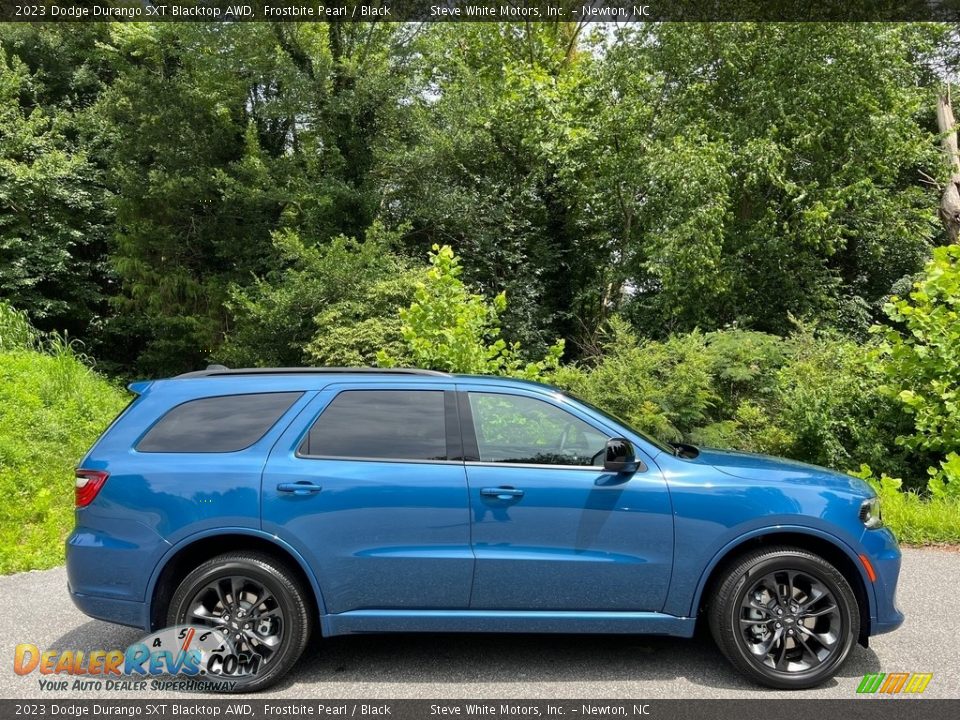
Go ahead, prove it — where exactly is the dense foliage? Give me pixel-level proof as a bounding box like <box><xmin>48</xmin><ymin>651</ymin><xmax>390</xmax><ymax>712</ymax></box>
<box><xmin>873</xmin><ymin>245</ymin><xmax>960</xmax><ymax>497</ymax></box>
<box><xmin>1</xmin><ymin>22</ymin><xmax>954</xmax><ymax>373</ymax></box>
<box><xmin>0</xmin><ymin>29</ymin><xmax>111</xmax><ymax>339</ymax></box>
<box><xmin>0</xmin><ymin>304</ymin><xmax>128</xmax><ymax>573</ymax></box>
<box><xmin>219</xmin><ymin>222</ymin><xmax>418</xmax><ymax>368</ymax></box>
<box><xmin>552</xmin><ymin>321</ymin><xmax>914</xmax><ymax>479</ymax></box>
<box><xmin>378</xmin><ymin>244</ymin><xmax>564</xmax><ymax>377</ymax></box>
<box><xmin>1</xmin><ymin>22</ymin><xmax>959</xmax><ymax>561</ymax></box>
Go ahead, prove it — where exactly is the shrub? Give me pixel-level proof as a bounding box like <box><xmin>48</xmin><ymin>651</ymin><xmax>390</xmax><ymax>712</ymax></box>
<box><xmin>552</xmin><ymin>318</ymin><xmax>715</xmax><ymax>443</ymax></box>
<box><xmin>690</xmin><ymin>329</ymin><xmax>792</xmax><ymax>455</ymax></box>
<box><xmin>875</xmin><ymin>245</ymin><xmax>960</xmax><ymax>455</ymax></box>
<box><xmin>378</xmin><ymin>244</ymin><xmax>564</xmax><ymax>378</ymax></box>
<box><xmin>874</xmin><ymin>244</ymin><xmax>960</xmax><ymax>495</ymax></box>
<box><xmin>219</xmin><ymin>223</ymin><xmax>416</xmax><ymax>368</ymax></box>
<box><xmin>771</xmin><ymin>328</ymin><xmax>915</xmax><ymax>479</ymax></box>
<box><xmin>305</xmin><ymin>272</ymin><xmax>414</xmax><ymax>367</ymax></box>
<box><xmin>701</xmin><ymin>329</ymin><xmax>787</xmax><ymax>416</ymax></box>
<box><xmin>927</xmin><ymin>452</ymin><xmax>960</xmax><ymax>500</ymax></box>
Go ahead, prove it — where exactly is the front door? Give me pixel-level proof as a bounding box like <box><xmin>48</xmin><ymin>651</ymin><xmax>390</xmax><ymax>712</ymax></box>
<box><xmin>262</xmin><ymin>384</ymin><xmax>473</xmax><ymax>613</ymax></box>
<box><xmin>460</xmin><ymin>387</ymin><xmax>674</xmax><ymax>611</ymax></box>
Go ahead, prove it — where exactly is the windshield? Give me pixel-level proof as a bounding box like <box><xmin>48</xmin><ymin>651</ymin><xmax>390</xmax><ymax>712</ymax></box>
<box><xmin>562</xmin><ymin>392</ymin><xmax>676</xmax><ymax>456</ymax></box>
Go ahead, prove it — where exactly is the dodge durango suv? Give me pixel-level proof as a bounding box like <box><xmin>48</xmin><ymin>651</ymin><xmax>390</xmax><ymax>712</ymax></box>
<box><xmin>67</xmin><ymin>366</ymin><xmax>903</xmax><ymax>691</ymax></box>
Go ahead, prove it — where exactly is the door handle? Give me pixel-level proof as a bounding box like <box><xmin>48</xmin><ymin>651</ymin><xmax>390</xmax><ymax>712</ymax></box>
<box><xmin>277</xmin><ymin>481</ymin><xmax>323</xmax><ymax>496</ymax></box>
<box><xmin>480</xmin><ymin>486</ymin><xmax>524</xmax><ymax>500</ymax></box>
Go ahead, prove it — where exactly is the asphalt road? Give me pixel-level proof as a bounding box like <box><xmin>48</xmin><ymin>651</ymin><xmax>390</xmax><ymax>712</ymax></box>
<box><xmin>1</xmin><ymin>548</ymin><xmax>957</xmax><ymax>699</ymax></box>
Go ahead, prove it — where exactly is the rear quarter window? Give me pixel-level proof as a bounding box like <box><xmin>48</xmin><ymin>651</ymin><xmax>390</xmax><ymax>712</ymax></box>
<box><xmin>136</xmin><ymin>392</ymin><xmax>303</xmax><ymax>453</ymax></box>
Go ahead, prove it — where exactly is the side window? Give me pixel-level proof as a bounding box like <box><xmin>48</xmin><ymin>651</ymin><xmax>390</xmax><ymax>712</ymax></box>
<box><xmin>468</xmin><ymin>393</ymin><xmax>609</xmax><ymax>467</ymax></box>
<box><xmin>137</xmin><ymin>392</ymin><xmax>303</xmax><ymax>453</ymax></box>
<box><xmin>302</xmin><ymin>390</ymin><xmax>448</xmax><ymax>461</ymax></box>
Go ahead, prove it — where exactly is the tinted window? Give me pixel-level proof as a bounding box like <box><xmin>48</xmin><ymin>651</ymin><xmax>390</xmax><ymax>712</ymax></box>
<box><xmin>468</xmin><ymin>393</ymin><xmax>609</xmax><ymax>466</ymax></box>
<box><xmin>563</xmin><ymin>391</ymin><xmax>675</xmax><ymax>455</ymax></box>
<box><xmin>137</xmin><ymin>392</ymin><xmax>302</xmax><ymax>453</ymax></box>
<box><xmin>303</xmin><ymin>390</ymin><xmax>447</xmax><ymax>461</ymax></box>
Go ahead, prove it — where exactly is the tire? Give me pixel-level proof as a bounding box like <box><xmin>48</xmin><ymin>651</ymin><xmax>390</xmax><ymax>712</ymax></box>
<box><xmin>708</xmin><ymin>545</ymin><xmax>859</xmax><ymax>689</ymax></box>
<box><xmin>166</xmin><ymin>551</ymin><xmax>311</xmax><ymax>693</ymax></box>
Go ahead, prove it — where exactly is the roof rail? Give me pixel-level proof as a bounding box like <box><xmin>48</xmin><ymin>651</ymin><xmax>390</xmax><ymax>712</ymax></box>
<box><xmin>174</xmin><ymin>365</ymin><xmax>451</xmax><ymax>379</ymax></box>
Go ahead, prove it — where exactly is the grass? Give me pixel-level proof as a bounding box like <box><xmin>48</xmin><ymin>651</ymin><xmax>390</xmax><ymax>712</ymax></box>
<box><xmin>879</xmin><ymin>490</ymin><xmax>960</xmax><ymax>546</ymax></box>
<box><xmin>0</xmin><ymin>347</ymin><xmax>128</xmax><ymax>574</ymax></box>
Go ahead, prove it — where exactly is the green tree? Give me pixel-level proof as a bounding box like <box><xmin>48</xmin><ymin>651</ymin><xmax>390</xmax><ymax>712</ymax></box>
<box><xmin>378</xmin><ymin>244</ymin><xmax>564</xmax><ymax>377</ymax></box>
<box><xmin>1</xmin><ymin>21</ymin><xmax>955</xmax><ymax>380</ymax></box>
<box><xmin>99</xmin><ymin>23</ymin><xmax>421</xmax><ymax>374</ymax></box>
<box><xmin>97</xmin><ymin>25</ymin><xmax>288</xmax><ymax>373</ymax></box>
<box><xmin>0</xmin><ymin>27</ymin><xmax>113</xmax><ymax>339</ymax></box>
<box><xmin>606</xmin><ymin>24</ymin><xmax>947</xmax><ymax>337</ymax></box>
<box><xmin>384</xmin><ymin>23</ymin><xmax>949</xmax><ymax>353</ymax></box>
<box><xmin>875</xmin><ymin>245</ymin><xmax>960</xmax><ymax>494</ymax></box>
<box><xmin>381</xmin><ymin>24</ymin><xmax>602</xmax><ymax>355</ymax></box>
<box><xmin>219</xmin><ymin>222</ymin><xmax>417</xmax><ymax>368</ymax></box>
<box><xmin>877</xmin><ymin>245</ymin><xmax>960</xmax><ymax>454</ymax></box>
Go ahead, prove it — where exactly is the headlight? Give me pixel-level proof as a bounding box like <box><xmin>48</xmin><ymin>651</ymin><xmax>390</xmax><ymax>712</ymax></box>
<box><xmin>860</xmin><ymin>497</ymin><xmax>883</xmax><ymax>529</ymax></box>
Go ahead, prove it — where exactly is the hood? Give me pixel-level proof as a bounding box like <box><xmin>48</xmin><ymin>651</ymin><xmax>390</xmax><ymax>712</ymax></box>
<box><xmin>690</xmin><ymin>446</ymin><xmax>873</xmax><ymax>495</ymax></box>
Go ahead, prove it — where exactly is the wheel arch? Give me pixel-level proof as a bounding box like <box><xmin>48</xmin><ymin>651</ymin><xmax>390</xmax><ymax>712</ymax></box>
<box><xmin>147</xmin><ymin>528</ymin><xmax>326</xmax><ymax>632</ymax></box>
<box><xmin>691</xmin><ymin>527</ymin><xmax>873</xmax><ymax>645</ymax></box>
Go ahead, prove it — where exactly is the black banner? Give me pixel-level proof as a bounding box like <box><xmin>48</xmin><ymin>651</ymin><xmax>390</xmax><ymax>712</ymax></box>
<box><xmin>2</xmin><ymin>700</ymin><xmax>960</xmax><ymax>720</ymax></box>
<box><xmin>1</xmin><ymin>0</ymin><xmax>960</xmax><ymax>23</ymax></box>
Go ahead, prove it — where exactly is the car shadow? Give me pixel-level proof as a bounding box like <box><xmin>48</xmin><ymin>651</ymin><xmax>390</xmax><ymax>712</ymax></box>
<box><xmin>49</xmin><ymin>622</ymin><xmax>883</xmax><ymax>695</ymax></box>
<box><xmin>282</xmin><ymin>632</ymin><xmax>883</xmax><ymax>693</ymax></box>
<box><xmin>51</xmin><ymin>620</ymin><xmax>143</xmax><ymax>653</ymax></box>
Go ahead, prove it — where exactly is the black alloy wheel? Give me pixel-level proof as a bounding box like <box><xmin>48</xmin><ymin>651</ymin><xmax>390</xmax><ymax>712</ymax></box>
<box><xmin>709</xmin><ymin>546</ymin><xmax>860</xmax><ymax>689</ymax></box>
<box><xmin>186</xmin><ymin>574</ymin><xmax>286</xmax><ymax>663</ymax></box>
<box><xmin>167</xmin><ymin>551</ymin><xmax>311</xmax><ymax>692</ymax></box>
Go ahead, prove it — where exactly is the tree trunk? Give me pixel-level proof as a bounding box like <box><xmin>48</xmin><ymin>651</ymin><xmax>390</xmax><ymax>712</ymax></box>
<box><xmin>937</xmin><ymin>88</ymin><xmax>960</xmax><ymax>243</ymax></box>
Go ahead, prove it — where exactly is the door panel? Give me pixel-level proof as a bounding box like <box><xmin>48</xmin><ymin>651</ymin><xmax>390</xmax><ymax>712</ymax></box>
<box><xmin>460</xmin><ymin>387</ymin><xmax>674</xmax><ymax>612</ymax></box>
<box><xmin>261</xmin><ymin>385</ymin><xmax>473</xmax><ymax>613</ymax></box>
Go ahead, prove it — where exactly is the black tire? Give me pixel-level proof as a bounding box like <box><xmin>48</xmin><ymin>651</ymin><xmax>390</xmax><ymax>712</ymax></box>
<box><xmin>708</xmin><ymin>545</ymin><xmax>859</xmax><ymax>689</ymax></box>
<box><xmin>166</xmin><ymin>551</ymin><xmax>311</xmax><ymax>693</ymax></box>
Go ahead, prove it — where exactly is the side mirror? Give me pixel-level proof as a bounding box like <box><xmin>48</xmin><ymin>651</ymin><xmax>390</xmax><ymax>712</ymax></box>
<box><xmin>604</xmin><ymin>437</ymin><xmax>639</xmax><ymax>473</ymax></box>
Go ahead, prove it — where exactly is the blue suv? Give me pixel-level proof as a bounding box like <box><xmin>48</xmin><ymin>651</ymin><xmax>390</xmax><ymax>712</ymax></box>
<box><xmin>67</xmin><ymin>367</ymin><xmax>903</xmax><ymax>691</ymax></box>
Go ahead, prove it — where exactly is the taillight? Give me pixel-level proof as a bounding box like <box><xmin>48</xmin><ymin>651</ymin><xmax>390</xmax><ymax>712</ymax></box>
<box><xmin>75</xmin><ymin>469</ymin><xmax>109</xmax><ymax>508</ymax></box>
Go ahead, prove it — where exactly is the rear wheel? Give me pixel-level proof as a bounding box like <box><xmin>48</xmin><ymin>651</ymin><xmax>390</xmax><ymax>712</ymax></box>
<box><xmin>708</xmin><ymin>546</ymin><xmax>859</xmax><ymax>689</ymax></box>
<box><xmin>167</xmin><ymin>551</ymin><xmax>311</xmax><ymax>692</ymax></box>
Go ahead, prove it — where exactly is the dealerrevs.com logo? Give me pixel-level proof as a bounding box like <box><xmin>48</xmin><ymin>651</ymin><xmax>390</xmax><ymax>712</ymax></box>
<box><xmin>857</xmin><ymin>672</ymin><xmax>934</xmax><ymax>695</ymax></box>
<box><xmin>14</xmin><ymin>625</ymin><xmax>260</xmax><ymax>692</ymax></box>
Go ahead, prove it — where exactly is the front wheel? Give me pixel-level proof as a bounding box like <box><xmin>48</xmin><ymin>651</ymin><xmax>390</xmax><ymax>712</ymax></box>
<box><xmin>166</xmin><ymin>551</ymin><xmax>311</xmax><ymax>692</ymax></box>
<box><xmin>708</xmin><ymin>546</ymin><xmax>860</xmax><ymax>689</ymax></box>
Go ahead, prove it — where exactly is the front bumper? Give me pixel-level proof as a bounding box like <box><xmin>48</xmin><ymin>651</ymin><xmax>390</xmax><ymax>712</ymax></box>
<box><xmin>860</xmin><ymin>526</ymin><xmax>904</xmax><ymax>636</ymax></box>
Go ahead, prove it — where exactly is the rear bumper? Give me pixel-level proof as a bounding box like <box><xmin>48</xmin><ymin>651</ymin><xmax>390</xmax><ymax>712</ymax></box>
<box><xmin>66</xmin><ymin>525</ymin><xmax>166</xmax><ymax>596</ymax></box>
<box><xmin>68</xmin><ymin>586</ymin><xmax>149</xmax><ymax>630</ymax></box>
<box><xmin>65</xmin><ymin>519</ymin><xmax>168</xmax><ymax>631</ymax></box>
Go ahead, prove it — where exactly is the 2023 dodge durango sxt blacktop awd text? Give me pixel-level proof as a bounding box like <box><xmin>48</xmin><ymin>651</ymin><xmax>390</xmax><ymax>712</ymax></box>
<box><xmin>67</xmin><ymin>367</ymin><xmax>903</xmax><ymax>691</ymax></box>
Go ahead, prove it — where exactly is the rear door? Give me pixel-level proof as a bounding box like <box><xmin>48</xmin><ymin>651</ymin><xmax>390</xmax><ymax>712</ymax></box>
<box><xmin>262</xmin><ymin>382</ymin><xmax>473</xmax><ymax>613</ymax></box>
